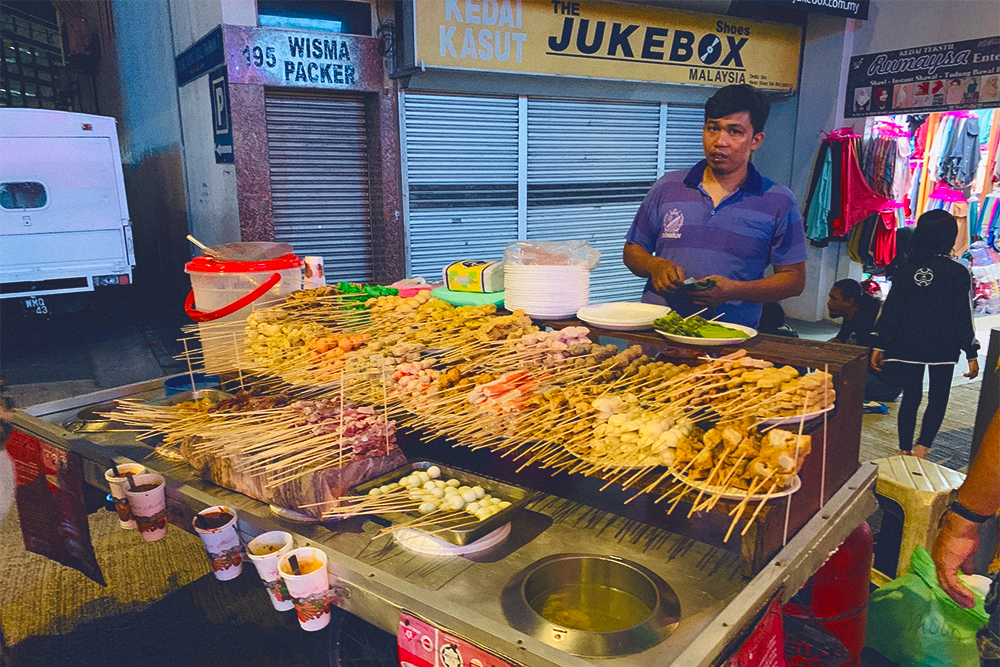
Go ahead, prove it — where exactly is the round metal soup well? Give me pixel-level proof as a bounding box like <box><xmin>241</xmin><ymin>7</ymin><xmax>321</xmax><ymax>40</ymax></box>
<box><xmin>501</xmin><ymin>554</ymin><xmax>680</xmax><ymax>657</ymax></box>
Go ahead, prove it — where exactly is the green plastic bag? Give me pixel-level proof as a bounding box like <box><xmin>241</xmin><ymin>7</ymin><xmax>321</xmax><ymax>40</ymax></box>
<box><xmin>866</xmin><ymin>547</ymin><xmax>989</xmax><ymax>667</ymax></box>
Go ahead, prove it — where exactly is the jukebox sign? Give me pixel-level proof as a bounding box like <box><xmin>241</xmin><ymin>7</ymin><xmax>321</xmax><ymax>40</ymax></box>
<box><xmin>411</xmin><ymin>0</ymin><xmax>803</xmax><ymax>91</ymax></box>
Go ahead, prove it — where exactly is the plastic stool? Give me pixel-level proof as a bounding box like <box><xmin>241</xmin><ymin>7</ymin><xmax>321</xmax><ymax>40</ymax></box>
<box><xmin>871</xmin><ymin>455</ymin><xmax>965</xmax><ymax>582</ymax></box>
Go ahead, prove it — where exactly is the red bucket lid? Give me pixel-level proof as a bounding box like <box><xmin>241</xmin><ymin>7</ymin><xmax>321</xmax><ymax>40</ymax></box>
<box><xmin>185</xmin><ymin>253</ymin><xmax>303</xmax><ymax>274</ymax></box>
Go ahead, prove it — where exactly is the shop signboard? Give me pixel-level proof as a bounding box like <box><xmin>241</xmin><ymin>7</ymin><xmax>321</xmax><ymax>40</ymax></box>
<box><xmin>411</xmin><ymin>0</ymin><xmax>803</xmax><ymax>92</ymax></box>
<box><xmin>176</xmin><ymin>26</ymin><xmax>225</xmax><ymax>86</ymax></box>
<box><xmin>845</xmin><ymin>36</ymin><xmax>1000</xmax><ymax>118</ymax></box>
<box><xmin>223</xmin><ymin>25</ymin><xmax>382</xmax><ymax>92</ymax></box>
<box><xmin>755</xmin><ymin>0</ymin><xmax>869</xmax><ymax>21</ymax></box>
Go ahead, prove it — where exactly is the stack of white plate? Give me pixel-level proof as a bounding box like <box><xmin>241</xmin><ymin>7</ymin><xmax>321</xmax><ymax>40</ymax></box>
<box><xmin>503</xmin><ymin>264</ymin><xmax>590</xmax><ymax>318</ymax></box>
<box><xmin>576</xmin><ymin>302</ymin><xmax>672</xmax><ymax>331</ymax></box>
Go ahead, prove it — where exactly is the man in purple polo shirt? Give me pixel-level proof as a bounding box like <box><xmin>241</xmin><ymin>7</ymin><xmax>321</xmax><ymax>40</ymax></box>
<box><xmin>623</xmin><ymin>84</ymin><xmax>807</xmax><ymax>328</ymax></box>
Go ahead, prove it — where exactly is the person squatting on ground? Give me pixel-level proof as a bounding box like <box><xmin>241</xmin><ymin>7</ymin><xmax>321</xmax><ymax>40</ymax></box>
<box><xmin>871</xmin><ymin>209</ymin><xmax>980</xmax><ymax>458</ymax></box>
<box><xmin>826</xmin><ymin>279</ymin><xmax>902</xmax><ymax>409</ymax></box>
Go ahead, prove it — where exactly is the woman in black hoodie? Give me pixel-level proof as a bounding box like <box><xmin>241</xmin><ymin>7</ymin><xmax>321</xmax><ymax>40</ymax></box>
<box><xmin>871</xmin><ymin>210</ymin><xmax>980</xmax><ymax>458</ymax></box>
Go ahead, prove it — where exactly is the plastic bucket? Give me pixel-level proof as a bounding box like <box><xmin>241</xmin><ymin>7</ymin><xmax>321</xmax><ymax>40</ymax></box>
<box><xmin>185</xmin><ymin>253</ymin><xmax>302</xmax><ymax>371</ymax></box>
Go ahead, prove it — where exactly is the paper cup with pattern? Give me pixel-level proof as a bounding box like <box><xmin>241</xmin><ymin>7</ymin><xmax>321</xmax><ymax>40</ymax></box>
<box><xmin>123</xmin><ymin>473</ymin><xmax>167</xmax><ymax>541</ymax></box>
<box><xmin>104</xmin><ymin>463</ymin><xmax>145</xmax><ymax>529</ymax></box>
<box><xmin>278</xmin><ymin>547</ymin><xmax>331</xmax><ymax>631</ymax></box>
<box><xmin>247</xmin><ymin>531</ymin><xmax>294</xmax><ymax>610</ymax></box>
<box><xmin>192</xmin><ymin>506</ymin><xmax>244</xmax><ymax>581</ymax></box>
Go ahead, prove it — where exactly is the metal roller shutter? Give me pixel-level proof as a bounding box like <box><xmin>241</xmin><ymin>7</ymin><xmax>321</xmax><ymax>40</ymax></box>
<box><xmin>526</xmin><ymin>98</ymin><xmax>660</xmax><ymax>304</ymax></box>
<box><xmin>401</xmin><ymin>92</ymin><xmax>519</xmax><ymax>279</ymax></box>
<box><xmin>664</xmin><ymin>105</ymin><xmax>705</xmax><ymax>172</ymax></box>
<box><xmin>265</xmin><ymin>90</ymin><xmax>373</xmax><ymax>282</ymax></box>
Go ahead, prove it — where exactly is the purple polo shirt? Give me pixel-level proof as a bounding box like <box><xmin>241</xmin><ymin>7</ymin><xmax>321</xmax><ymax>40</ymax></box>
<box><xmin>625</xmin><ymin>160</ymin><xmax>807</xmax><ymax>328</ymax></box>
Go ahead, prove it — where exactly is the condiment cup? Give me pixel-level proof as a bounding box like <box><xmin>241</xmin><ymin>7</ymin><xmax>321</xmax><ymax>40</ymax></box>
<box><xmin>104</xmin><ymin>463</ymin><xmax>145</xmax><ymax>529</ymax></box>
<box><xmin>247</xmin><ymin>531</ymin><xmax>295</xmax><ymax>610</ymax></box>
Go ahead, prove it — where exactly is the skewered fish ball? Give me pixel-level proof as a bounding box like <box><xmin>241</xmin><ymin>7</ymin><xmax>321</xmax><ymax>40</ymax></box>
<box><xmin>446</xmin><ymin>478</ymin><xmax>461</xmax><ymax>487</ymax></box>
<box><xmin>426</xmin><ymin>466</ymin><xmax>441</xmax><ymax>478</ymax></box>
<box><xmin>471</xmin><ymin>486</ymin><xmax>485</xmax><ymax>499</ymax></box>
<box><xmin>461</xmin><ymin>489</ymin><xmax>478</xmax><ymax>503</ymax></box>
<box><xmin>418</xmin><ymin>502</ymin><xmax>437</xmax><ymax>515</ymax></box>
<box><xmin>466</xmin><ymin>502</ymin><xmax>481</xmax><ymax>514</ymax></box>
<box><xmin>447</xmin><ymin>495</ymin><xmax>467</xmax><ymax>511</ymax></box>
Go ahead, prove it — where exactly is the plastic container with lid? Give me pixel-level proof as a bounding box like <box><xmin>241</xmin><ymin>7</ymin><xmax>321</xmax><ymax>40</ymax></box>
<box><xmin>184</xmin><ymin>253</ymin><xmax>302</xmax><ymax>371</ymax></box>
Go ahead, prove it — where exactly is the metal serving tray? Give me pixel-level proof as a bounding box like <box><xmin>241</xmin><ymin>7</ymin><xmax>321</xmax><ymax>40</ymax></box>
<box><xmin>147</xmin><ymin>388</ymin><xmax>232</xmax><ymax>407</ymax></box>
<box><xmin>353</xmin><ymin>460</ymin><xmax>534</xmax><ymax>546</ymax></box>
<box><xmin>63</xmin><ymin>389</ymin><xmax>232</xmax><ymax>434</ymax></box>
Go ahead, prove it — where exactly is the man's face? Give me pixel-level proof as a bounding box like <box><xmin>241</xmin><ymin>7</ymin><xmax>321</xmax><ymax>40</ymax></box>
<box><xmin>827</xmin><ymin>288</ymin><xmax>852</xmax><ymax>319</ymax></box>
<box><xmin>702</xmin><ymin>111</ymin><xmax>764</xmax><ymax>176</ymax></box>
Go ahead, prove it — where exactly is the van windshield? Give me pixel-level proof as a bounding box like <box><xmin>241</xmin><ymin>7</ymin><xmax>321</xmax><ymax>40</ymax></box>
<box><xmin>1</xmin><ymin>182</ymin><xmax>48</xmax><ymax>209</ymax></box>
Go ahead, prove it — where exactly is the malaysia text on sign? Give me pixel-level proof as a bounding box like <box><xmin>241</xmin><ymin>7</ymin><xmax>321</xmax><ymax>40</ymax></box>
<box><xmin>224</xmin><ymin>25</ymin><xmax>382</xmax><ymax>92</ymax></box>
<box><xmin>413</xmin><ymin>0</ymin><xmax>802</xmax><ymax>91</ymax></box>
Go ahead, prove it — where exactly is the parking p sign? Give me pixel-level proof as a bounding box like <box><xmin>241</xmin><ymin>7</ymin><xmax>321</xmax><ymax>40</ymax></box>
<box><xmin>209</xmin><ymin>66</ymin><xmax>234</xmax><ymax>163</ymax></box>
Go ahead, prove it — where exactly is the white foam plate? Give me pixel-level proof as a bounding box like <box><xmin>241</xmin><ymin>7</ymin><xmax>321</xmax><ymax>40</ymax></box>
<box><xmin>269</xmin><ymin>504</ymin><xmax>320</xmax><ymax>523</ymax></box>
<box><xmin>670</xmin><ymin>471</ymin><xmax>801</xmax><ymax>501</ymax></box>
<box><xmin>393</xmin><ymin>522</ymin><xmax>511</xmax><ymax>555</ymax></box>
<box><xmin>578</xmin><ymin>303</ymin><xmax>672</xmax><ymax>331</ymax></box>
<box><xmin>654</xmin><ymin>324</ymin><xmax>757</xmax><ymax>346</ymax></box>
<box><xmin>756</xmin><ymin>405</ymin><xmax>835</xmax><ymax>425</ymax></box>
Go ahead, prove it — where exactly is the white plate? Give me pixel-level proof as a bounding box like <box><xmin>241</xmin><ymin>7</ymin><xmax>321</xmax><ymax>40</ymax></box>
<box><xmin>756</xmin><ymin>405</ymin><xmax>835</xmax><ymax>425</ymax></box>
<box><xmin>394</xmin><ymin>523</ymin><xmax>511</xmax><ymax>556</ymax></box>
<box><xmin>670</xmin><ymin>471</ymin><xmax>801</xmax><ymax>501</ymax></box>
<box><xmin>578</xmin><ymin>303</ymin><xmax>672</xmax><ymax>331</ymax></box>
<box><xmin>654</xmin><ymin>323</ymin><xmax>757</xmax><ymax>346</ymax></box>
<box><xmin>269</xmin><ymin>504</ymin><xmax>321</xmax><ymax>524</ymax></box>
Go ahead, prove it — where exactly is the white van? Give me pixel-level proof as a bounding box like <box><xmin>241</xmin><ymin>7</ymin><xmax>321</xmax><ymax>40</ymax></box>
<box><xmin>1</xmin><ymin>108</ymin><xmax>134</xmax><ymax>314</ymax></box>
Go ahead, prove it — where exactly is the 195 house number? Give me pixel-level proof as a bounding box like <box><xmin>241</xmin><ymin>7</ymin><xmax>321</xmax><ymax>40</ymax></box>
<box><xmin>241</xmin><ymin>44</ymin><xmax>277</xmax><ymax>68</ymax></box>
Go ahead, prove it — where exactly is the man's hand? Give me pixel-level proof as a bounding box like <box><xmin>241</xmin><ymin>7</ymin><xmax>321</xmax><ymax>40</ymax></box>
<box><xmin>648</xmin><ymin>257</ymin><xmax>685</xmax><ymax>293</ymax></box>
<box><xmin>870</xmin><ymin>349</ymin><xmax>885</xmax><ymax>372</ymax></box>
<box><xmin>623</xmin><ymin>243</ymin><xmax>685</xmax><ymax>293</ymax></box>
<box><xmin>688</xmin><ymin>275</ymin><xmax>737</xmax><ymax>308</ymax></box>
<box><xmin>932</xmin><ymin>511</ymin><xmax>980</xmax><ymax>608</ymax></box>
<box><xmin>964</xmin><ymin>358</ymin><xmax>980</xmax><ymax>379</ymax></box>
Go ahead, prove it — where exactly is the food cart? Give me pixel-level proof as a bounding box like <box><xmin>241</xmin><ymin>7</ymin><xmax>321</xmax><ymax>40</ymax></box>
<box><xmin>8</xmin><ymin>322</ymin><xmax>877</xmax><ymax>667</ymax></box>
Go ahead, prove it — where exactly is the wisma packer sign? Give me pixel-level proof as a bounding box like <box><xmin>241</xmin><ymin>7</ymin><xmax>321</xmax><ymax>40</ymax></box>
<box><xmin>412</xmin><ymin>0</ymin><xmax>802</xmax><ymax>91</ymax></box>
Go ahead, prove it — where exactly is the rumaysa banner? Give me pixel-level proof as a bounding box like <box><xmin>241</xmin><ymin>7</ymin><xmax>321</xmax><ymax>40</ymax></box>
<box><xmin>412</xmin><ymin>0</ymin><xmax>803</xmax><ymax>91</ymax></box>
<box><xmin>845</xmin><ymin>36</ymin><xmax>1000</xmax><ymax>118</ymax></box>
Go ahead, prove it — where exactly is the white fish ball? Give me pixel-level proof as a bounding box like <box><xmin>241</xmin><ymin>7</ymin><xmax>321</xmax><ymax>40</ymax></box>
<box><xmin>461</xmin><ymin>489</ymin><xmax>477</xmax><ymax>503</ymax></box>
<box><xmin>418</xmin><ymin>502</ymin><xmax>437</xmax><ymax>515</ymax></box>
<box><xmin>447</xmin><ymin>495</ymin><xmax>466</xmax><ymax>511</ymax></box>
<box><xmin>457</xmin><ymin>486</ymin><xmax>471</xmax><ymax>494</ymax></box>
<box><xmin>444</xmin><ymin>487</ymin><xmax>459</xmax><ymax>497</ymax></box>
<box><xmin>475</xmin><ymin>508</ymin><xmax>491</xmax><ymax>520</ymax></box>
<box><xmin>430</xmin><ymin>487</ymin><xmax>445</xmax><ymax>499</ymax></box>
<box><xmin>368</xmin><ymin>488</ymin><xmax>382</xmax><ymax>496</ymax></box>
<box><xmin>379</xmin><ymin>485</ymin><xmax>391</xmax><ymax>494</ymax></box>
<box><xmin>427</xmin><ymin>465</ymin><xmax>441</xmax><ymax>478</ymax></box>
<box><xmin>417</xmin><ymin>471</ymin><xmax>431</xmax><ymax>483</ymax></box>
<box><xmin>434</xmin><ymin>480</ymin><xmax>447</xmax><ymax>488</ymax></box>
<box><xmin>489</xmin><ymin>497</ymin><xmax>503</xmax><ymax>506</ymax></box>
<box><xmin>498</xmin><ymin>501</ymin><xmax>512</xmax><ymax>509</ymax></box>
<box><xmin>445</xmin><ymin>478</ymin><xmax>461</xmax><ymax>487</ymax></box>
<box><xmin>423</xmin><ymin>481</ymin><xmax>437</xmax><ymax>490</ymax></box>
<box><xmin>399</xmin><ymin>475</ymin><xmax>413</xmax><ymax>486</ymax></box>
<box><xmin>472</xmin><ymin>486</ymin><xmax>485</xmax><ymax>499</ymax></box>
<box><xmin>466</xmin><ymin>502</ymin><xmax>481</xmax><ymax>514</ymax></box>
